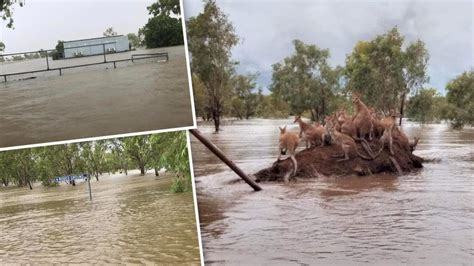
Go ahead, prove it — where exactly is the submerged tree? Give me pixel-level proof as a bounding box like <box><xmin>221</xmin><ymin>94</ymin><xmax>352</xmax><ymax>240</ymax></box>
<box><xmin>271</xmin><ymin>40</ymin><xmax>340</xmax><ymax>122</ymax></box>
<box><xmin>444</xmin><ymin>70</ymin><xmax>474</xmax><ymax>129</ymax></box>
<box><xmin>187</xmin><ymin>0</ymin><xmax>239</xmax><ymax>132</ymax></box>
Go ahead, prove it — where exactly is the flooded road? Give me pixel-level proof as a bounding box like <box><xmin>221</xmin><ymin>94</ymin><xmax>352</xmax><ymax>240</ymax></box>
<box><xmin>191</xmin><ymin>119</ymin><xmax>474</xmax><ymax>265</ymax></box>
<box><xmin>0</xmin><ymin>46</ymin><xmax>193</xmax><ymax>148</ymax></box>
<box><xmin>0</xmin><ymin>171</ymin><xmax>201</xmax><ymax>264</ymax></box>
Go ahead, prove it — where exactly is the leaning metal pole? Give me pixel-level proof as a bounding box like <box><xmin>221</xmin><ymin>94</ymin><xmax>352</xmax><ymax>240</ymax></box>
<box><xmin>189</xmin><ymin>129</ymin><xmax>262</xmax><ymax>191</ymax></box>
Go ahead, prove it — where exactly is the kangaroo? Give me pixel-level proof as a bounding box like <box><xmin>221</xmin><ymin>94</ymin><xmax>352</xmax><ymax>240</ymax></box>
<box><xmin>337</xmin><ymin>110</ymin><xmax>357</xmax><ymax>138</ymax></box>
<box><xmin>277</xmin><ymin>126</ymin><xmax>299</xmax><ymax>182</ymax></box>
<box><xmin>294</xmin><ymin>115</ymin><xmax>321</xmax><ymax>148</ymax></box>
<box><xmin>352</xmin><ymin>94</ymin><xmax>374</xmax><ymax>140</ymax></box>
<box><xmin>326</xmin><ymin>121</ymin><xmax>373</xmax><ymax>162</ymax></box>
<box><xmin>377</xmin><ymin>110</ymin><xmax>399</xmax><ymax>155</ymax></box>
<box><xmin>410</xmin><ymin>137</ymin><xmax>420</xmax><ymax>152</ymax></box>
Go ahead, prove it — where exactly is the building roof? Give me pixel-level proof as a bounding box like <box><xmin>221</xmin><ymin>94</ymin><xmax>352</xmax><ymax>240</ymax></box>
<box><xmin>64</xmin><ymin>35</ymin><xmax>125</xmax><ymax>43</ymax></box>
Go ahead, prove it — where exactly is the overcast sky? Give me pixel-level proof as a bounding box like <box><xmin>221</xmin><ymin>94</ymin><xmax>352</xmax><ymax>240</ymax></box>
<box><xmin>183</xmin><ymin>0</ymin><xmax>473</xmax><ymax>94</ymax></box>
<box><xmin>1</xmin><ymin>0</ymin><xmax>154</xmax><ymax>53</ymax></box>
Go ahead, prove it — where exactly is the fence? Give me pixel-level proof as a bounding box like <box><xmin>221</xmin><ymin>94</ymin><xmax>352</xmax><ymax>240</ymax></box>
<box><xmin>0</xmin><ymin>43</ymin><xmax>169</xmax><ymax>82</ymax></box>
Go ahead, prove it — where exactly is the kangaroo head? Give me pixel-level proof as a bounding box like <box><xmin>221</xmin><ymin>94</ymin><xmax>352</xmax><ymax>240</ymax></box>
<box><xmin>352</xmin><ymin>93</ymin><xmax>361</xmax><ymax>104</ymax></box>
<box><xmin>293</xmin><ymin>115</ymin><xmax>301</xmax><ymax>123</ymax></box>
<box><xmin>279</xmin><ymin>126</ymin><xmax>287</xmax><ymax>134</ymax></box>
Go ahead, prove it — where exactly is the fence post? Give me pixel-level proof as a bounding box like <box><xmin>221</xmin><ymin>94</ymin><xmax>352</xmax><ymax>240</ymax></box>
<box><xmin>102</xmin><ymin>44</ymin><xmax>106</xmax><ymax>63</ymax></box>
<box><xmin>45</xmin><ymin>50</ymin><xmax>50</xmax><ymax>70</ymax></box>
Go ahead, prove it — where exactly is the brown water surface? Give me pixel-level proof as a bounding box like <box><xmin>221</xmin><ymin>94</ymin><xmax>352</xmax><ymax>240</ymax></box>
<box><xmin>0</xmin><ymin>171</ymin><xmax>201</xmax><ymax>264</ymax></box>
<box><xmin>191</xmin><ymin>119</ymin><xmax>474</xmax><ymax>265</ymax></box>
<box><xmin>0</xmin><ymin>46</ymin><xmax>193</xmax><ymax>148</ymax></box>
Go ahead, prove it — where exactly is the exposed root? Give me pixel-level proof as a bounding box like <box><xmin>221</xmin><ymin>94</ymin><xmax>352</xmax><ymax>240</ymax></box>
<box><xmin>255</xmin><ymin>138</ymin><xmax>423</xmax><ymax>182</ymax></box>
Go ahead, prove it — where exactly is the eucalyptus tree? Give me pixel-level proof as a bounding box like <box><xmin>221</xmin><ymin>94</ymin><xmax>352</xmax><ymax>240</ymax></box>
<box><xmin>123</xmin><ymin>136</ymin><xmax>154</xmax><ymax>175</ymax></box>
<box><xmin>80</xmin><ymin>140</ymin><xmax>107</xmax><ymax>181</ymax></box>
<box><xmin>231</xmin><ymin>74</ymin><xmax>259</xmax><ymax>120</ymax></box>
<box><xmin>445</xmin><ymin>70</ymin><xmax>474</xmax><ymax>129</ymax></box>
<box><xmin>345</xmin><ymin>27</ymin><xmax>429</xmax><ymax>121</ymax></box>
<box><xmin>270</xmin><ymin>40</ymin><xmax>340</xmax><ymax>122</ymax></box>
<box><xmin>1</xmin><ymin>0</ymin><xmax>25</xmax><ymax>28</ymax></box>
<box><xmin>187</xmin><ymin>0</ymin><xmax>239</xmax><ymax>132</ymax></box>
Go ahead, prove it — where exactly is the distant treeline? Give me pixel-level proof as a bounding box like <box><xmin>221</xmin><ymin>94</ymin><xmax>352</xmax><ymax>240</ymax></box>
<box><xmin>188</xmin><ymin>1</ymin><xmax>473</xmax><ymax>130</ymax></box>
<box><xmin>0</xmin><ymin>131</ymin><xmax>191</xmax><ymax>193</ymax></box>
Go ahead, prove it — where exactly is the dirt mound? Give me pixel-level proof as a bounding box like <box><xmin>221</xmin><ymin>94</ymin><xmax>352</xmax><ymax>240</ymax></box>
<box><xmin>254</xmin><ymin>136</ymin><xmax>423</xmax><ymax>182</ymax></box>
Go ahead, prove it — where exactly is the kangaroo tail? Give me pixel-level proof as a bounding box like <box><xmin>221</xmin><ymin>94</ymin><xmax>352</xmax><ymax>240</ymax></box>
<box><xmin>290</xmin><ymin>155</ymin><xmax>298</xmax><ymax>176</ymax></box>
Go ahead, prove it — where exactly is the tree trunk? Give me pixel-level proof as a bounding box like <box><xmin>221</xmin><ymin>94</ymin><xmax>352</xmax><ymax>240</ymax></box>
<box><xmin>399</xmin><ymin>93</ymin><xmax>406</xmax><ymax>126</ymax></box>
<box><xmin>27</xmin><ymin>179</ymin><xmax>32</xmax><ymax>190</ymax></box>
<box><xmin>139</xmin><ymin>164</ymin><xmax>146</xmax><ymax>175</ymax></box>
<box><xmin>154</xmin><ymin>167</ymin><xmax>159</xmax><ymax>176</ymax></box>
<box><xmin>213</xmin><ymin>110</ymin><xmax>220</xmax><ymax>132</ymax></box>
<box><xmin>95</xmin><ymin>172</ymin><xmax>99</xmax><ymax>181</ymax></box>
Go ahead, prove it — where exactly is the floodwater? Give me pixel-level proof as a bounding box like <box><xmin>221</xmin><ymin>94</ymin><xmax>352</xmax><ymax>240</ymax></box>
<box><xmin>0</xmin><ymin>46</ymin><xmax>193</xmax><ymax>148</ymax></box>
<box><xmin>191</xmin><ymin>119</ymin><xmax>474</xmax><ymax>265</ymax></box>
<box><xmin>0</xmin><ymin>171</ymin><xmax>201</xmax><ymax>264</ymax></box>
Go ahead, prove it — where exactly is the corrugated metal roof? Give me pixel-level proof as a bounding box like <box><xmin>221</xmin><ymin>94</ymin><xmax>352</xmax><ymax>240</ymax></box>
<box><xmin>64</xmin><ymin>35</ymin><xmax>125</xmax><ymax>43</ymax></box>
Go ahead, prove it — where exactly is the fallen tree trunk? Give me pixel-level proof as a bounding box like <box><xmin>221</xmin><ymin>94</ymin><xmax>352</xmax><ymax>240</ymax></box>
<box><xmin>255</xmin><ymin>137</ymin><xmax>423</xmax><ymax>182</ymax></box>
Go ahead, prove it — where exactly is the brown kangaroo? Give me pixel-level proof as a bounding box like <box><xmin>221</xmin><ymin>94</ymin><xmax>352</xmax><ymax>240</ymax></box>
<box><xmin>352</xmin><ymin>94</ymin><xmax>374</xmax><ymax>141</ymax></box>
<box><xmin>277</xmin><ymin>126</ymin><xmax>299</xmax><ymax>181</ymax></box>
<box><xmin>326</xmin><ymin>121</ymin><xmax>373</xmax><ymax>162</ymax></box>
<box><xmin>294</xmin><ymin>115</ymin><xmax>319</xmax><ymax>148</ymax></box>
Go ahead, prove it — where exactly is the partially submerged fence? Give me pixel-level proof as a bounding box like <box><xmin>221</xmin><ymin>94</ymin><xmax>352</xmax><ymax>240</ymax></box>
<box><xmin>0</xmin><ymin>44</ymin><xmax>169</xmax><ymax>82</ymax></box>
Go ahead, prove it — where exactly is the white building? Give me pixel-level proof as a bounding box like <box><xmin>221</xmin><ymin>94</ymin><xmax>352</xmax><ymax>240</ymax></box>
<box><xmin>63</xmin><ymin>35</ymin><xmax>129</xmax><ymax>59</ymax></box>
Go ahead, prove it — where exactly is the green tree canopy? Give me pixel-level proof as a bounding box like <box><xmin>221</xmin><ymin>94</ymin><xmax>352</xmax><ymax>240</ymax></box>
<box><xmin>1</xmin><ymin>0</ymin><xmax>24</xmax><ymax>28</ymax></box>
<box><xmin>270</xmin><ymin>39</ymin><xmax>340</xmax><ymax>122</ymax></box>
<box><xmin>147</xmin><ymin>0</ymin><xmax>180</xmax><ymax>17</ymax></box>
<box><xmin>444</xmin><ymin>70</ymin><xmax>474</xmax><ymax>129</ymax></box>
<box><xmin>345</xmin><ymin>27</ymin><xmax>429</xmax><ymax>116</ymax></box>
<box><xmin>103</xmin><ymin>27</ymin><xmax>117</xmax><ymax>37</ymax></box>
<box><xmin>187</xmin><ymin>0</ymin><xmax>239</xmax><ymax>131</ymax></box>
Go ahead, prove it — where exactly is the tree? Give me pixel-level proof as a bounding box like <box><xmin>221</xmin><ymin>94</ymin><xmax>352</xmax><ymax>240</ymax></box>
<box><xmin>142</xmin><ymin>15</ymin><xmax>183</xmax><ymax>48</ymax></box>
<box><xmin>0</xmin><ymin>42</ymin><xmax>5</xmax><ymax>52</ymax></box>
<box><xmin>81</xmin><ymin>140</ymin><xmax>107</xmax><ymax>181</ymax></box>
<box><xmin>345</xmin><ymin>27</ymin><xmax>429</xmax><ymax>120</ymax></box>
<box><xmin>127</xmin><ymin>33</ymin><xmax>140</xmax><ymax>48</ymax></box>
<box><xmin>232</xmin><ymin>74</ymin><xmax>259</xmax><ymax>119</ymax></box>
<box><xmin>187</xmin><ymin>0</ymin><xmax>239</xmax><ymax>132</ymax></box>
<box><xmin>147</xmin><ymin>0</ymin><xmax>180</xmax><ymax>17</ymax></box>
<box><xmin>192</xmin><ymin>74</ymin><xmax>211</xmax><ymax>120</ymax></box>
<box><xmin>1</xmin><ymin>0</ymin><xmax>25</xmax><ymax>28</ymax></box>
<box><xmin>406</xmin><ymin>88</ymin><xmax>438</xmax><ymax>123</ymax></box>
<box><xmin>51</xmin><ymin>41</ymin><xmax>64</xmax><ymax>60</ymax></box>
<box><xmin>103</xmin><ymin>27</ymin><xmax>117</xmax><ymax>37</ymax></box>
<box><xmin>123</xmin><ymin>136</ymin><xmax>154</xmax><ymax>175</ymax></box>
<box><xmin>444</xmin><ymin>70</ymin><xmax>474</xmax><ymax>129</ymax></box>
<box><xmin>270</xmin><ymin>40</ymin><xmax>339</xmax><ymax>122</ymax></box>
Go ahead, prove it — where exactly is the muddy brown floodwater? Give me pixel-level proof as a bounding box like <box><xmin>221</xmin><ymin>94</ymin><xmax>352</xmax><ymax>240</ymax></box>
<box><xmin>0</xmin><ymin>45</ymin><xmax>193</xmax><ymax>148</ymax></box>
<box><xmin>191</xmin><ymin>119</ymin><xmax>474</xmax><ymax>265</ymax></box>
<box><xmin>0</xmin><ymin>171</ymin><xmax>201</xmax><ymax>264</ymax></box>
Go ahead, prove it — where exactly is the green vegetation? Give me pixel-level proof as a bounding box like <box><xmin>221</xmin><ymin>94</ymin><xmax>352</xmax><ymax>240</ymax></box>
<box><xmin>444</xmin><ymin>71</ymin><xmax>474</xmax><ymax>129</ymax></box>
<box><xmin>50</xmin><ymin>41</ymin><xmax>64</xmax><ymax>60</ymax></box>
<box><xmin>141</xmin><ymin>0</ymin><xmax>184</xmax><ymax>48</ymax></box>
<box><xmin>127</xmin><ymin>33</ymin><xmax>140</xmax><ymax>49</ymax></box>
<box><xmin>271</xmin><ymin>40</ymin><xmax>341</xmax><ymax>123</ymax></box>
<box><xmin>189</xmin><ymin>2</ymin><xmax>470</xmax><ymax>130</ymax></box>
<box><xmin>1</xmin><ymin>0</ymin><xmax>24</xmax><ymax>28</ymax></box>
<box><xmin>103</xmin><ymin>27</ymin><xmax>117</xmax><ymax>37</ymax></box>
<box><xmin>0</xmin><ymin>132</ymin><xmax>192</xmax><ymax>193</ymax></box>
<box><xmin>187</xmin><ymin>0</ymin><xmax>239</xmax><ymax>131</ymax></box>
